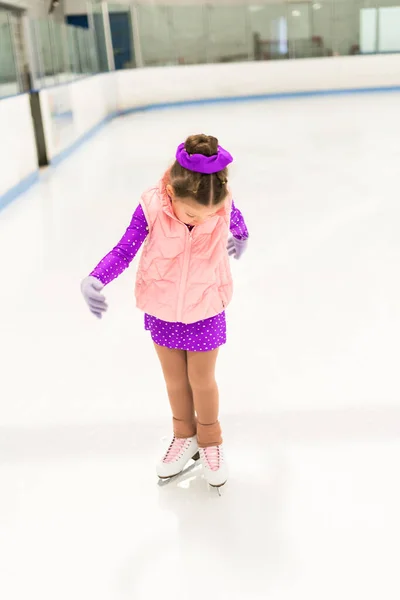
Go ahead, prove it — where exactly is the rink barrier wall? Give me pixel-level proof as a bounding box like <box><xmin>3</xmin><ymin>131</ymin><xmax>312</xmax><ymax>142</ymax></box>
<box><xmin>1</xmin><ymin>54</ymin><xmax>400</xmax><ymax>212</ymax></box>
<box><xmin>0</xmin><ymin>94</ymin><xmax>38</xmax><ymax>211</ymax></box>
<box><xmin>115</xmin><ymin>54</ymin><xmax>400</xmax><ymax>111</ymax></box>
<box><xmin>39</xmin><ymin>72</ymin><xmax>118</xmax><ymax>164</ymax></box>
<box><xmin>117</xmin><ymin>84</ymin><xmax>400</xmax><ymax>116</ymax></box>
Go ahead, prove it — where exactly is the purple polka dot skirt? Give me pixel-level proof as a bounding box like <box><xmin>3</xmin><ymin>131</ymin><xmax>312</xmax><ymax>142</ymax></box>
<box><xmin>144</xmin><ymin>312</ymin><xmax>227</xmax><ymax>352</ymax></box>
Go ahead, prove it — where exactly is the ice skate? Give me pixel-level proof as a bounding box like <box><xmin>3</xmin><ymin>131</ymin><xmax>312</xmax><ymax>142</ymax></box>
<box><xmin>157</xmin><ymin>435</ymin><xmax>200</xmax><ymax>480</ymax></box>
<box><xmin>199</xmin><ymin>445</ymin><xmax>228</xmax><ymax>489</ymax></box>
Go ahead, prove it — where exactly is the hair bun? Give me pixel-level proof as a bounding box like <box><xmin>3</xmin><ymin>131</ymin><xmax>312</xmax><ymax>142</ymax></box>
<box><xmin>185</xmin><ymin>134</ymin><xmax>218</xmax><ymax>157</ymax></box>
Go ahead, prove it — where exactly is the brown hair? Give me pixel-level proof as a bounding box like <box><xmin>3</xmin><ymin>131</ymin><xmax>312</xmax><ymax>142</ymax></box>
<box><xmin>169</xmin><ymin>134</ymin><xmax>228</xmax><ymax>207</ymax></box>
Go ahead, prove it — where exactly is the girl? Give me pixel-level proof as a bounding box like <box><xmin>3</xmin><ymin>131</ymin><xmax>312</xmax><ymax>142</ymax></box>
<box><xmin>81</xmin><ymin>134</ymin><xmax>249</xmax><ymax>489</ymax></box>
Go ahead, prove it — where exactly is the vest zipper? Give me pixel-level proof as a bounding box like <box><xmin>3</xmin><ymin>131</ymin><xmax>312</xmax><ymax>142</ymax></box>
<box><xmin>176</xmin><ymin>227</ymin><xmax>193</xmax><ymax>322</ymax></box>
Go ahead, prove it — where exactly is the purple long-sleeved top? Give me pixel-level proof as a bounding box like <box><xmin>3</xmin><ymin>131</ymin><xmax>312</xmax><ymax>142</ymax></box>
<box><xmin>91</xmin><ymin>201</ymin><xmax>248</xmax><ymax>286</ymax></box>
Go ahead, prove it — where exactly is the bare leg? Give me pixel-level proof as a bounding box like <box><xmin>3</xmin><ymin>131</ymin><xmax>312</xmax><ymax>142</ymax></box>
<box><xmin>154</xmin><ymin>344</ymin><xmax>196</xmax><ymax>439</ymax></box>
<box><xmin>187</xmin><ymin>349</ymin><xmax>222</xmax><ymax>448</ymax></box>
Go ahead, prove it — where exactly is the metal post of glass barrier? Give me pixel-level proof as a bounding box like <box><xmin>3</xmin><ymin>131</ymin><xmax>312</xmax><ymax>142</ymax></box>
<box><xmin>375</xmin><ymin>1</ymin><xmax>380</xmax><ymax>54</ymax></box>
<box><xmin>87</xmin><ymin>2</ymin><xmax>99</xmax><ymax>73</ymax></box>
<box><xmin>130</xmin><ymin>4</ymin><xmax>143</xmax><ymax>68</ymax></box>
<box><xmin>102</xmin><ymin>1</ymin><xmax>115</xmax><ymax>71</ymax></box>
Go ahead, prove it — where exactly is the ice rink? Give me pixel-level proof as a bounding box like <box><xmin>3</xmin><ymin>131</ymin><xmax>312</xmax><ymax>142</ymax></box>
<box><xmin>1</xmin><ymin>92</ymin><xmax>399</xmax><ymax>599</ymax></box>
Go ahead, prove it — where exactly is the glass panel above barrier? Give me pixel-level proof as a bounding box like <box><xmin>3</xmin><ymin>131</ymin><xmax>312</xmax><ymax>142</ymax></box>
<box><xmin>66</xmin><ymin>24</ymin><xmax>80</xmax><ymax>78</ymax></box>
<box><xmin>33</xmin><ymin>19</ymin><xmax>59</xmax><ymax>88</ymax></box>
<box><xmin>76</xmin><ymin>27</ymin><xmax>91</xmax><ymax>74</ymax></box>
<box><xmin>169</xmin><ymin>6</ymin><xmax>207</xmax><ymax>65</ymax></box>
<box><xmin>360</xmin><ymin>7</ymin><xmax>377</xmax><ymax>54</ymax></box>
<box><xmin>250</xmin><ymin>5</ymin><xmax>289</xmax><ymax>61</ymax></box>
<box><xmin>51</xmin><ymin>22</ymin><xmax>70</xmax><ymax>84</ymax></box>
<box><xmin>249</xmin><ymin>0</ymin><xmax>364</xmax><ymax>61</ymax></box>
<box><xmin>136</xmin><ymin>5</ymin><xmax>176</xmax><ymax>66</ymax></box>
<box><xmin>207</xmin><ymin>5</ymin><xmax>251</xmax><ymax>63</ymax></box>
<box><xmin>310</xmin><ymin>1</ymin><xmax>335</xmax><ymax>57</ymax></box>
<box><xmin>378</xmin><ymin>6</ymin><xmax>400</xmax><ymax>52</ymax></box>
<box><xmin>0</xmin><ymin>9</ymin><xmax>19</xmax><ymax>99</ymax></box>
<box><xmin>332</xmin><ymin>0</ymin><xmax>362</xmax><ymax>56</ymax></box>
<box><xmin>286</xmin><ymin>1</ymin><xmax>335</xmax><ymax>58</ymax></box>
<box><xmin>29</xmin><ymin>17</ymin><xmax>100</xmax><ymax>89</ymax></box>
<box><xmin>287</xmin><ymin>2</ymin><xmax>311</xmax><ymax>58</ymax></box>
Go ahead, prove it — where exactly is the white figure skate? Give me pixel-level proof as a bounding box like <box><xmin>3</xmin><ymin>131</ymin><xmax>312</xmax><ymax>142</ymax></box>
<box><xmin>199</xmin><ymin>445</ymin><xmax>228</xmax><ymax>490</ymax></box>
<box><xmin>157</xmin><ymin>435</ymin><xmax>200</xmax><ymax>480</ymax></box>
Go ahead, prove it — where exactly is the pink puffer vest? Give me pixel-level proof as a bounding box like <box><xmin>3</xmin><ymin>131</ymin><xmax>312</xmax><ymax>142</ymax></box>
<box><xmin>135</xmin><ymin>174</ymin><xmax>233</xmax><ymax>324</ymax></box>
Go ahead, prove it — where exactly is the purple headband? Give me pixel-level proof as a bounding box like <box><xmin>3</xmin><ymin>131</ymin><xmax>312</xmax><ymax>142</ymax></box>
<box><xmin>175</xmin><ymin>143</ymin><xmax>233</xmax><ymax>174</ymax></box>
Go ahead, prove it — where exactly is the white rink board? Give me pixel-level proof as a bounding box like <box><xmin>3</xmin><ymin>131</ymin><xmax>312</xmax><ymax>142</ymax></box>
<box><xmin>116</xmin><ymin>54</ymin><xmax>400</xmax><ymax>110</ymax></box>
<box><xmin>40</xmin><ymin>73</ymin><xmax>118</xmax><ymax>162</ymax></box>
<box><xmin>0</xmin><ymin>94</ymin><xmax>37</xmax><ymax>198</ymax></box>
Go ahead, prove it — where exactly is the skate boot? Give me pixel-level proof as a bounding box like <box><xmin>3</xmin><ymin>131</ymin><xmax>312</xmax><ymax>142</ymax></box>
<box><xmin>157</xmin><ymin>435</ymin><xmax>200</xmax><ymax>479</ymax></box>
<box><xmin>199</xmin><ymin>445</ymin><xmax>228</xmax><ymax>488</ymax></box>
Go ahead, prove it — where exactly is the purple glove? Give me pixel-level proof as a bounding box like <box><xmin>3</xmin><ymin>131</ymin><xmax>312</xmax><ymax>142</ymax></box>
<box><xmin>227</xmin><ymin>236</ymin><xmax>248</xmax><ymax>260</ymax></box>
<box><xmin>81</xmin><ymin>276</ymin><xmax>108</xmax><ymax>319</ymax></box>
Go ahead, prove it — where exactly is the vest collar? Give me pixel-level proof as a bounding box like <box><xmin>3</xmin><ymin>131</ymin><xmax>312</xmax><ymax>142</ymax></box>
<box><xmin>159</xmin><ymin>171</ymin><xmax>177</xmax><ymax>221</ymax></box>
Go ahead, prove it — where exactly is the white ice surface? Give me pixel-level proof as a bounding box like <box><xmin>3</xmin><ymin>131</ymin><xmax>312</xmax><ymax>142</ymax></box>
<box><xmin>0</xmin><ymin>93</ymin><xmax>399</xmax><ymax>599</ymax></box>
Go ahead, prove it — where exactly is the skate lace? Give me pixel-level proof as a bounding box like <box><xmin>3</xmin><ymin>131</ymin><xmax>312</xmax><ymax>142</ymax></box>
<box><xmin>201</xmin><ymin>446</ymin><xmax>221</xmax><ymax>472</ymax></box>
<box><xmin>163</xmin><ymin>437</ymin><xmax>190</xmax><ymax>464</ymax></box>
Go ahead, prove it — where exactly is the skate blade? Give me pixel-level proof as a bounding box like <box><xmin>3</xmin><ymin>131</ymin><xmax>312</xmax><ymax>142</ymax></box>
<box><xmin>209</xmin><ymin>481</ymin><xmax>227</xmax><ymax>496</ymax></box>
